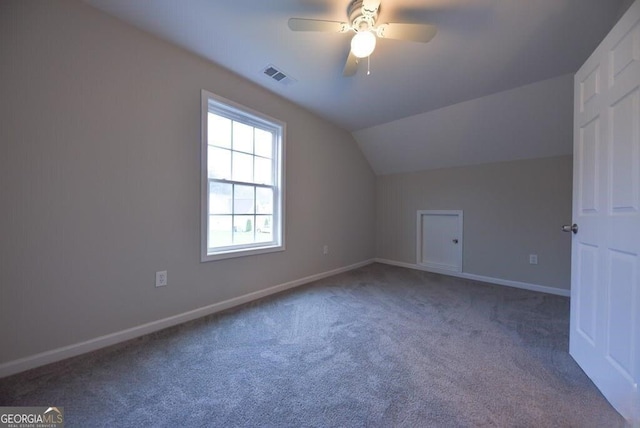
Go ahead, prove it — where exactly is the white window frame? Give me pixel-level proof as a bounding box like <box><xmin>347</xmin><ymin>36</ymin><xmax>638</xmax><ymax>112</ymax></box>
<box><xmin>201</xmin><ymin>90</ymin><xmax>285</xmax><ymax>262</ymax></box>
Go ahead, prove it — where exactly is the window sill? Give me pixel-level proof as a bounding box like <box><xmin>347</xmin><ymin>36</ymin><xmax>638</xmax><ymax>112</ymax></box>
<box><xmin>201</xmin><ymin>243</ymin><xmax>285</xmax><ymax>262</ymax></box>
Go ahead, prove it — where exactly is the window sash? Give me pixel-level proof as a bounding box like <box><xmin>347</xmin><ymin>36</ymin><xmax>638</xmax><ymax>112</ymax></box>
<box><xmin>207</xmin><ymin>178</ymin><xmax>279</xmax><ymax>252</ymax></box>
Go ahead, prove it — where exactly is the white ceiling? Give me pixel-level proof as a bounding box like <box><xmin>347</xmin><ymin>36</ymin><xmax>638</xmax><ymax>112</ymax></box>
<box><xmin>354</xmin><ymin>73</ymin><xmax>574</xmax><ymax>175</ymax></box>
<box><xmin>84</xmin><ymin>0</ymin><xmax>630</xmax><ymax>172</ymax></box>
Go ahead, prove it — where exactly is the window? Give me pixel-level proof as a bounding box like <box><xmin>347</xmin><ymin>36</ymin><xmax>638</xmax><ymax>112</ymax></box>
<box><xmin>201</xmin><ymin>90</ymin><xmax>285</xmax><ymax>261</ymax></box>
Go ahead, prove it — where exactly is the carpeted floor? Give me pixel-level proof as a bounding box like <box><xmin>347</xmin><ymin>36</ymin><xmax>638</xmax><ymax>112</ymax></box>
<box><xmin>0</xmin><ymin>263</ymin><xmax>625</xmax><ymax>427</ymax></box>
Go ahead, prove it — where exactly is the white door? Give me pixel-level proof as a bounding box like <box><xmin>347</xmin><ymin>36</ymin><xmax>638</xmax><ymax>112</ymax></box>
<box><xmin>417</xmin><ymin>210</ymin><xmax>463</xmax><ymax>273</ymax></box>
<box><xmin>570</xmin><ymin>0</ymin><xmax>640</xmax><ymax>422</ymax></box>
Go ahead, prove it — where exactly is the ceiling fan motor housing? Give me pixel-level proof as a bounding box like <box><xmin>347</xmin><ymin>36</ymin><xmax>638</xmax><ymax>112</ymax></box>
<box><xmin>348</xmin><ymin>0</ymin><xmax>378</xmax><ymax>32</ymax></box>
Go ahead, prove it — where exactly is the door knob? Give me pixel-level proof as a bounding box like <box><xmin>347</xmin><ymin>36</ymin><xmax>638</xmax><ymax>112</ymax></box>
<box><xmin>452</xmin><ymin>239</ymin><xmax>459</xmax><ymax>244</ymax></box>
<box><xmin>562</xmin><ymin>224</ymin><xmax>578</xmax><ymax>234</ymax></box>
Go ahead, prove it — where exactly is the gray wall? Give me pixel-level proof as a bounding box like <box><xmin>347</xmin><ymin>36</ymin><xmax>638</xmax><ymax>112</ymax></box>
<box><xmin>0</xmin><ymin>1</ymin><xmax>375</xmax><ymax>364</ymax></box>
<box><xmin>377</xmin><ymin>156</ymin><xmax>573</xmax><ymax>290</ymax></box>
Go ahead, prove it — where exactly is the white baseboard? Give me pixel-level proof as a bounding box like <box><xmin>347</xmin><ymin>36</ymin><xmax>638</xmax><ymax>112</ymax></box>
<box><xmin>374</xmin><ymin>258</ymin><xmax>571</xmax><ymax>297</ymax></box>
<box><xmin>0</xmin><ymin>259</ymin><xmax>375</xmax><ymax>379</ymax></box>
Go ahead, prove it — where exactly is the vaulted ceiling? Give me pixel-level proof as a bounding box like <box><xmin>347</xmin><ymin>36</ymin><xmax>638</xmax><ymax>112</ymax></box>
<box><xmin>85</xmin><ymin>0</ymin><xmax>631</xmax><ymax>173</ymax></box>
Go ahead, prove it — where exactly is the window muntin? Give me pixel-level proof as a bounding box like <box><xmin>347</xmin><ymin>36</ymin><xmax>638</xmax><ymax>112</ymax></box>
<box><xmin>201</xmin><ymin>91</ymin><xmax>284</xmax><ymax>261</ymax></box>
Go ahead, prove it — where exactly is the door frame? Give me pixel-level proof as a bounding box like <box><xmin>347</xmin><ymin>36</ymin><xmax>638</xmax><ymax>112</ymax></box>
<box><xmin>416</xmin><ymin>210</ymin><xmax>463</xmax><ymax>272</ymax></box>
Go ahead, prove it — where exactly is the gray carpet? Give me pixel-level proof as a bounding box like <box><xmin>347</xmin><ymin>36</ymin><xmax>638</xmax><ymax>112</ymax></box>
<box><xmin>0</xmin><ymin>263</ymin><xmax>624</xmax><ymax>427</ymax></box>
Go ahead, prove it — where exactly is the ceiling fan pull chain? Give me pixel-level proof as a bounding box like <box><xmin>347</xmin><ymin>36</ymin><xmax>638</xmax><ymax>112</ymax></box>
<box><xmin>367</xmin><ymin>55</ymin><xmax>371</xmax><ymax>75</ymax></box>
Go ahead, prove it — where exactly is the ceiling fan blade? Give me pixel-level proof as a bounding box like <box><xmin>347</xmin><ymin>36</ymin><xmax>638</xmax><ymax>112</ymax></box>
<box><xmin>288</xmin><ymin>18</ymin><xmax>349</xmax><ymax>33</ymax></box>
<box><xmin>362</xmin><ymin>0</ymin><xmax>381</xmax><ymax>14</ymax></box>
<box><xmin>377</xmin><ymin>23</ymin><xmax>437</xmax><ymax>43</ymax></box>
<box><xmin>343</xmin><ymin>51</ymin><xmax>358</xmax><ymax>77</ymax></box>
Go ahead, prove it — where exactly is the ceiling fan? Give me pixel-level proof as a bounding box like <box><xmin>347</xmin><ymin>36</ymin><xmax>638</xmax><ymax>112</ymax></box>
<box><xmin>288</xmin><ymin>0</ymin><xmax>437</xmax><ymax>76</ymax></box>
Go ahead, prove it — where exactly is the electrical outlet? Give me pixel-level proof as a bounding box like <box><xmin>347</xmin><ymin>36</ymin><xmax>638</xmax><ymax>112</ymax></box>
<box><xmin>323</xmin><ymin>245</ymin><xmax>329</xmax><ymax>255</ymax></box>
<box><xmin>529</xmin><ymin>254</ymin><xmax>538</xmax><ymax>265</ymax></box>
<box><xmin>156</xmin><ymin>270</ymin><xmax>167</xmax><ymax>287</ymax></box>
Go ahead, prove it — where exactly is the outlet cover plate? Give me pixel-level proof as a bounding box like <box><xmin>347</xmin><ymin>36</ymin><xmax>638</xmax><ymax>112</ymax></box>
<box><xmin>156</xmin><ymin>270</ymin><xmax>167</xmax><ymax>287</ymax></box>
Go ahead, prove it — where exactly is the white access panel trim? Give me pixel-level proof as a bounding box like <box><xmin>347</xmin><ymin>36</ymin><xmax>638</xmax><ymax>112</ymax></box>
<box><xmin>417</xmin><ymin>210</ymin><xmax>463</xmax><ymax>273</ymax></box>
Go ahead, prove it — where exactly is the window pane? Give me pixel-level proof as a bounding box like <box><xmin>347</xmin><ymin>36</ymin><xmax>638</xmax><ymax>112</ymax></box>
<box><xmin>208</xmin><ymin>113</ymin><xmax>231</xmax><ymax>148</ymax></box>
<box><xmin>256</xmin><ymin>187</ymin><xmax>273</xmax><ymax>214</ymax></box>
<box><xmin>209</xmin><ymin>215</ymin><xmax>232</xmax><ymax>248</ymax></box>
<box><xmin>254</xmin><ymin>128</ymin><xmax>273</xmax><ymax>158</ymax></box>
<box><xmin>208</xmin><ymin>147</ymin><xmax>231</xmax><ymax>180</ymax></box>
<box><xmin>234</xmin><ymin>185</ymin><xmax>254</xmax><ymax>214</ymax></box>
<box><xmin>233</xmin><ymin>215</ymin><xmax>254</xmax><ymax>244</ymax></box>
<box><xmin>232</xmin><ymin>151</ymin><xmax>253</xmax><ymax>183</ymax></box>
<box><xmin>254</xmin><ymin>156</ymin><xmax>272</xmax><ymax>185</ymax></box>
<box><xmin>209</xmin><ymin>181</ymin><xmax>232</xmax><ymax>214</ymax></box>
<box><xmin>255</xmin><ymin>215</ymin><xmax>273</xmax><ymax>243</ymax></box>
<box><xmin>233</xmin><ymin>121</ymin><xmax>253</xmax><ymax>154</ymax></box>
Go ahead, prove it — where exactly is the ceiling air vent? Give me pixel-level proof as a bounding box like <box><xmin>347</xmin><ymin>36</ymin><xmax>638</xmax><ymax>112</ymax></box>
<box><xmin>262</xmin><ymin>64</ymin><xmax>297</xmax><ymax>86</ymax></box>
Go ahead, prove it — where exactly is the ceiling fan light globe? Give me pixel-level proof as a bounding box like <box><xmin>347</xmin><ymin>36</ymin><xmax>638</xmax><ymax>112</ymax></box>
<box><xmin>351</xmin><ymin>31</ymin><xmax>376</xmax><ymax>58</ymax></box>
